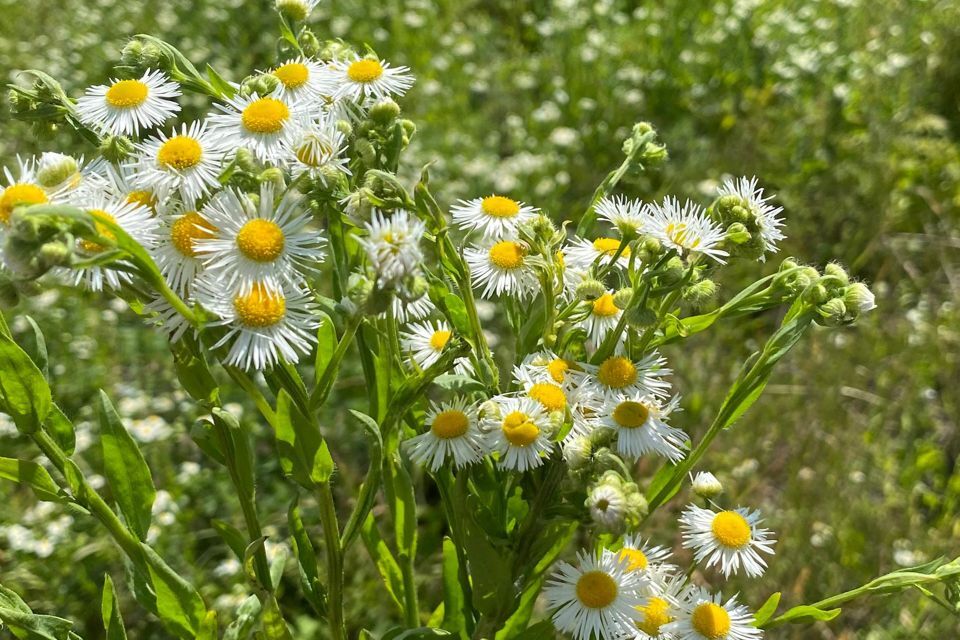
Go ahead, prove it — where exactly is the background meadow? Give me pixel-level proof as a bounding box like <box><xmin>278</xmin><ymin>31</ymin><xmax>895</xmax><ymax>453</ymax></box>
<box><xmin>1</xmin><ymin>0</ymin><xmax>958</xmax><ymax>638</ymax></box>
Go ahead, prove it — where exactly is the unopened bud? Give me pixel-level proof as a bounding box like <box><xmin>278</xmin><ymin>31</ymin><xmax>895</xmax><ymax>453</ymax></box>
<box><xmin>258</xmin><ymin>167</ymin><xmax>286</xmax><ymax>190</ymax></box>
<box><xmin>39</xmin><ymin>241</ymin><xmax>72</xmax><ymax>269</ymax></box>
<box><xmin>369</xmin><ymin>98</ymin><xmax>401</xmax><ymax>126</ymax></box>
<box><xmin>824</xmin><ymin>262</ymin><xmax>849</xmax><ymax>286</ymax></box>
<box><xmin>612</xmin><ymin>288</ymin><xmax>633</xmax><ymax>310</ymax></box>
<box><xmin>576</xmin><ymin>279</ymin><xmax>605</xmax><ymax>301</ymax></box>
<box><xmin>300</xmin><ymin>30</ymin><xmax>321</xmax><ymax>57</ymax></box>
<box><xmin>275</xmin><ymin>0</ymin><xmax>312</xmax><ymax>22</ymax></box>
<box><xmin>683</xmin><ymin>279</ymin><xmax>717</xmax><ymax>304</ymax></box>
<box><xmin>725</xmin><ymin>222</ymin><xmax>751</xmax><ymax>245</ymax></box>
<box><xmin>844</xmin><ymin>282</ymin><xmax>876</xmax><ymax>314</ymax></box>
<box><xmin>36</xmin><ymin>153</ymin><xmax>79</xmax><ymax>189</ymax></box>
<box><xmin>563</xmin><ymin>436</ymin><xmax>592</xmax><ymax>470</ymax></box>
<box><xmin>626</xmin><ymin>306</ymin><xmax>657</xmax><ymax>328</ymax></box>
<box><xmin>817</xmin><ymin>297</ymin><xmax>847</xmax><ymax>325</ymax></box>
<box><xmin>98</xmin><ymin>135</ymin><xmax>136</xmax><ymax>163</ymax></box>
<box><xmin>691</xmin><ymin>471</ymin><xmax>723</xmax><ymax>498</ymax></box>
<box><xmin>802</xmin><ymin>283</ymin><xmax>829</xmax><ymax>305</ymax></box>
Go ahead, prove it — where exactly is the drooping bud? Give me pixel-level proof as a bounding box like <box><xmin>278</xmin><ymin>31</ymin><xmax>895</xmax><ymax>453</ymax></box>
<box><xmin>691</xmin><ymin>471</ymin><xmax>723</xmax><ymax>498</ymax></box>
<box><xmin>563</xmin><ymin>436</ymin><xmax>592</xmax><ymax>470</ymax></box>
<box><xmin>98</xmin><ymin>135</ymin><xmax>136</xmax><ymax>163</ymax></box>
<box><xmin>625</xmin><ymin>306</ymin><xmax>657</xmax><ymax>328</ymax></box>
<box><xmin>683</xmin><ymin>279</ymin><xmax>718</xmax><ymax>305</ymax></box>
<box><xmin>844</xmin><ymin>282</ymin><xmax>876</xmax><ymax>314</ymax></box>
<box><xmin>575</xmin><ymin>279</ymin><xmax>605</xmax><ymax>301</ymax></box>
<box><xmin>300</xmin><ymin>29</ymin><xmax>321</xmax><ymax>57</ymax></box>
<box><xmin>258</xmin><ymin>167</ymin><xmax>286</xmax><ymax>191</ymax></box>
<box><xmin>612</xmin><ymin>288</ymin><xmax>634</xmax><ymax>310</ymax></box>
<box><xmin>36</xmin><ymin>153</ymin><xmax>79</xmax><ymax>190</ymax></box>
<box><xmin>724</xmin><ymin>222</ymin><xmax>751</xmax><ymax>245</ymax></box>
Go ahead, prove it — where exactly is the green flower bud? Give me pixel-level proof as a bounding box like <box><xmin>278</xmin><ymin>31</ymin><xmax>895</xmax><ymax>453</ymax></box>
<box><xmin>612</xmin><ymin>287</ymin><xmax>634</xmax><ymax>310</ymax></box>
<box><xmin>683</xmin><ymin>279</ymin><xmax>718</xmax><ymax>304</ymax></box>
<box><xmin>725</xmin><ymin>222</ymin><xmax>752</xmax><ymax>245</ymax></box>
<box><xmin>355</xmin><ymin>138</ymin><xmax>377</xmax><ymax>165</ymax></box>
<box><xmin>626</xmin><ymin>306</ymin><xmax>657</xmax><ymax>328</ymax></box>
<box><xmin>120</xmin><ymin>40</ymin><xmax>145</xmax><ymax>67</ymax></box>
<box><xmin>235</xmin><ymin>148</ymin><xmax>260</xmax><ymax>174</ymax></box>
<box><xmin>319</xmin><ymin>40</ymin><xmax>354</xmax><ymax>62</ymax></box>
<box><xmin>399</xmin><ymin>276</ymin><xmax>429</xmax><ymax>302</ymax></box>
<box><xmin>691</xmin><ymin>471</ymin><xmax>723</xmax><ymax>498</ymax></box>
<box><xmin>576</xmin><ymin>279</ymin><xmax>606</xmax><ymax>301</ymax></box>
<box><xmin>802</xmin><ymin>282</ymin><xmax>830</xmax><ymax>305</ymax></box>
<box><xmin>844</xmin><ymin>282</ymin><xmax>876</xmax><ymax>314</ymax></box>
<box><xmin>779</xmin><ymin>257</ymin><xmax>799</xmax><ymax>272</ymax></box>
<box><xmin>99</xmin><ymin>135</ymin><xmax>136</xmax><ymax>163</ymax></box>
<box><xmin>400</xmin><ymin>119</ymin><xmax>416</xmax><ymax>139</ymax></box>
<box><xmin>824</xmin><ymin>262</ymin><xmax>850</xmax><ymax>286</ymax></box>
<box><xmin>258</xmin><ymin>167</ymin><xmax>286</xmax><ymax>190</ymax></box>
<box><xmin>275</xmin><ymin>0</ymin><xmax>312</xmax><ymax>22</ymax></box>
<box><xmin>586</xmin><ymin>477</ymin><xmax>627</xmax><ymax>531</ymax></box>
<box><xmin>660</xmin><ymin>256</ymin><xmax>686</xmax><ymax>285</ymax></box>
<box><xmin>38</xmin><ymin>241</ymin><xmax>72</xmax><ymax>269</ymax></box>
<box><xmin>369</xmin><ymin>98</ymin><xmax>401</xmax><ymax>126</ymax></box>
<box><xmin>817</xmin><ymin>297</ymin><xmax>847</xmax><ymax>326</ymax></box>
<box><xmin>300</xmin><ymin>29</ymin><xmax>321</xmax><ymax>57</ymax></box>
<box><xmin>36</xmin><ymin>153</ymin><xmax>79</xmax><ymax>189</ymax></box>
<box><xmin>335</xmin><ymin>119</ymin><xmax>353</xmax><ymax>137</ymax></box>
<box><xmin>563</xmin><ymin>436</ymin><xmax>592</xmax><ymax>470</ymax></box>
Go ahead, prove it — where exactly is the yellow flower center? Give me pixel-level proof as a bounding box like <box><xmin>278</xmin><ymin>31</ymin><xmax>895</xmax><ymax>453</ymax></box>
<box><xmin>347</xmin><ymin>59</ymin><xmax>384</xmax><ymax>83</ymax></box>
<box><xmin>0</xmin><ymin>183</ymin><xmax>48</xmax><ymax>224</ymax></box>
<box><xmin>636</xmin><ymin>597</ymin><xmax>672</xmax><ymax>636</ymax></box>
<box><xmin>170</xmin><ymin>212</ymin><xmax>217</xmax><ymax>258</ymax></box>
<box><xmin>592</xmin><ymin>293</ymin><xmax>619</xmax><ymax>317</ymax></box>
<box><xmin>296</xmin><ymin>137</ymin><xmax>334</xmax><ymax>166</ymax></box>
<box><xmin>488</xmin><ymin>241</ymin><xmax>525</xmax><ymax>270</ymax></box>
<box><xmin>665</xmin><ymin>222</ymin><xmax>701</xmax><ymax>249</ymax></box>
<box><xmin>274</xmin><ymin>62</ymin><xmax>310</xmax><ymax>89</ymax></box>
<box><xmin>233</xmin><ymin>283</ymin><xmax>286</xmax><ymax>328</ymax></box>
<box><xmin>547</xmin><ymin>358</ymin><xmax>570</xmax><ymax>384</ymax></box>
<box><xmin>575</xmin><ymin>571</ymin><xmax>618</xmax><ymax>609</ymax></box>
<box><xmin>105</xmin><ymin>79</ymin><xmax>149</xmax><ymax>108</ymax></box>
<box><xmin>593</xmin><ymin>237</ymin><xmax>630</xmax><ymax>257</ymax></box>
<box><xmin>691</xmin><ymin>602</ymin><xmax>731</xmax><ymax>639</ymax></box>
<box><xmin>597</xmin><ymin>356</ymin><xmax>637</xmax><ymax>389</ymax></box>
<box><xmin>429</xmin><ymin>329</ymin><xmax>451</xmax><ymax>351</ymax></box>
<box><xmin>241</xmin><ymin>98</ymin><xmax>290</xmax><ymax>134</ymax></box>
<box><xmin>126</xmin><ymin>190</ymin><xmax>157</xmax><ymax>213</ymax></box>
<box><xmin>80</xmin><ymin>209</ymin><xmax>117</xmax><ymax>253</ymax></box>
<box><xmin>619</xmin><ymin>547</ymin><xmax>648</xmax><ymax>571</ymax></box>
<box><xmin>430</xmin><ymin>409</ymin><xmax>469</xmax><ymax>439</ymax></box>
<box><xmin>612</xmin><ymin>401</ymin><xmax>650</xmax><ymax>429</ymax></box>
<box><xmin>157</xmin><ymin>136</ymin><xmax>203</xmax><ymax>171</ymax></box>
<box><xmin>528</xmin><ymin>382</ymin><xmax>566</xmax><ymax>412</ymax></box>
<box><xmin>236</xmin><ymin>219</ymin><xmax>286</xmax><ymax>262</ymax></box>
<box><xmin>501</xmin><ymin>411</ymin><xmax>540</xmax><ymax>447</ymax></box>
<box><xmin>480</xmin><ymin>195</ymin><xmax>520</xmax><ymax>218</ymax></box>
<box><xmin>711</xmin><ymin>511</ymin><xmax>752</xmax><ymax>548</ymax></box>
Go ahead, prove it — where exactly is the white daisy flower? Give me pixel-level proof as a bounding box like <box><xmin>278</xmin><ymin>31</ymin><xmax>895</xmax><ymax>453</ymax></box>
<box><xmin>66</xmin><ymin>196</ymin><xmax>157</xmax><ymax>291</ymax></box>
<box><xmin>142</xmin><ymin>295</ymin><xmax>194</xmax><ymax>343</ymax></box>
<box><xmin>463</xmin><ymin>238</ymin><xmax>540</xmax><ymax>300</ymax></box>
<box><xmin>596</xmin><ymin>395</ymin><xmax>688</xmax><ymax>461</ymax></box>
<box><xmin>565</xmin><ymin>236</ymin><xmax>632</xmax><ymax>272</ymax></box>
<box><xmin>522</xmin><ymin>379</ymin><xmax>569</xmax><ymax>416</ymax></box>
<box><xmin>691</xmin><ymin>472</ymin><xmax>723</xmax><ymax>499</ymax></box>
<box><xmin>195</xmin><ymin>184</ymin><xmax>323</xmax><ymax>293</ymax></box>
<box><xmin>616</xmin><ymin>535</ymin><xmax>675</xmax><ymax>577</ymax></box>
<box><xmin>358</xmin><ymin>209</ymin><xmax>425</xmax><ymax>287</ymax></box>
<box><xmin>450</xmin><ymin>195</ymin><xmax>538</xmax><ymax>238</ymax></box>
<box><xmin>631</xmin><ymin>573</ymin><xmax>691</xmax><ymax>640</ymax></box>
<box><xmin>579</xmin><ymin>292</ymin><xmax>624</xmax><ymax>345</ymax></box>
<box><xmin>717</xmin><ymin>176</ymin><xmax>785</xmax><ymax>258</ymax></box>
<box><xmin>284</xmin><ymin>121</ymin><xmax>351</xmax><ymax>185</ymax></box>
<box><xmin>150</xmin><ymin>204</ymin><xmax>218</xmax><ymax>294</ymax></box>
<box><xmin>403</xmin><ymin>399</ymin><xmax>485</xmax><ymax>471</ymax></box>
<box><xmin>389</xmin><ymin>287</ymin><xmax>434</xmax><ymax>324</ymax></box>
<box><xmin>275</xmin><ymin>0</ymin><xmax>321</xmax><ymax>21</ymax></box>
<box><xmin>269</xmin><ymin>57</ymin><xmax>336</xmax><ymax>104</ymax></box>
<box><xmin>543</xmin><ymin>550</ymin><xmax>645</xmax><ymax>640</ymax></box>
<box><xmin>208</xmin><ymin>92</ymin><xmax>312</xmax><ymax>163</ymax></box>
<box><xmin>1</xmin><ymin>158</ymin><xmax>48</xmax><ymax>233</ymax></box>
<box><xmin>587</xmin><ymin>483</ymin><xmax>628</xmax><ymax>529</ymax></box>
<box><xmin>580</xmin><ymin>352</ymin><xmax>672</xmax><ymax>404</ymax></box>
<box><xmin>597</xmin><ymin>195</ymin><xmax>645</xmax><ymax>237</ymax></box>
<box><xmin>662</xmin><ymin>588</ymin><xmax>762</xmax><ymax>640</ymax></box>
<box><xmin>35</xmin><ymin>152</ymin><xmax>109</xmax><ymax>204</ymax></box>
<box><xmin>330</xmin><ymin>55</ymin><xmax>414</xmax><ymax>102</ymax></box>
<box><xmin>75</xmin><ymin>69</ymin><xmax>181</xmax><ymax>137</ymax></box>
<box><xmin>195</xmin><ymin>279</ymin><xmax>319</xmax><ymax>371</ymax></box>
<box><xmin>128</xmin><ymin>121</ymin><xmax>226</xmax><ymax>202</ymax></box>
<box><xmin>92</xmin><ymin>162</ymin><xmax>161</xmax><ymax>215</ymax></box>
<box><xmin>401</xmin><ymin>321</ymin><xmax>455</xmax><ymax>371</ymax></box>
<box><xmin>483</xmin><ymin>396</ymin><xmax>554</xmax><ymax>472</ymax></box>
<box><xmin>514</xmin><ymin>350</ymin><xmax>584</xmax><ymax>389</ymax></box>
<box><xmin>679</xmin><ymin>505</ymin><xmax>775</xmax><ymax>579</ymax></box>
<box><xmin>643</xmin><ymin>197</ymin><xmax>728</xmax><ymax>264</ymax></box>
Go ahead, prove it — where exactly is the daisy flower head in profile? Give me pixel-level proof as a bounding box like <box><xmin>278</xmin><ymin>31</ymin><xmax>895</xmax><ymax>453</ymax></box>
<box><xmin>357</xmin><ymin>209</ymin><xmax>426</xmax><ymax>287</ymax></box>
<box><xmin>565</xmin><ymin>235</ymin><xmax>632</xmax><ymax>273</ymax></box>
<box><xmin>76</xmin><ymin>69</ymin><xmax>181</xmax><ymax>137</ymax></box>
<box><xmin>403</xmin><ymin>398</ymin><xmax>486</xmax><ymax>472</ymax></box>
<box><xmin>643</xmin><ymin>197</ymin><xmax>728</xmax><ymax>264</ymax></box>
<box><xmin>208</xmin><ymin>91</ymin><xmax>313</xmax><ymax>163</ymax></box>
<box><xmin>543</xmin><ymin>549</ymin><xmax>645</xmax><ymax>640</ymax></box>
<box><xmin>128</xmin><ymin>120</ymin><xmax>226</xmax><ymax>202</ymax></box>
<box><xmin>195</xmin><ymin>277</ymin><xmax>319</xmax><ymax>371</ymax></box>
<box><xmin>715</xmin><ymin>176</ymin><xmax>785</xmax><ymax>259</ymax></box>
<box><xmin>596</xmin><ymin>194</ymin><xmax>646</xmax><ymax>238</ymax></box>
<box><xmin>150</xmin><ymin>202</ymin><xmax>218</xmax><ymax>295</ymax></box>
<box><xmin>195</xmin><ymin>183</ymin><xmax>323</xmax><ymax>293</ymax></box>
<box><xmin>662</xmin><ymin>588</ymin><xmax>762</xmax><ymax>640</ymax></box>
<box><xmin>463</xmin><ymin>237</ymin><xmax>541</xmax><ymax>300</ymax></box>
<box><xmin>579</xmin><ymin>291</ymin><xmax>625</xmax><ymax>346</ymax></box>
<box><xmin>34</xmin><ymin>152</ymin><xmax>108</xmax><ymax>204</ymax></box>
<box><xmin>450</xmin><ymin>194</ymin><xmax>538</xmax><ymax>238</ymax></box>
<box><xmin>482</xmin><ymin>396</ymin><xmax>555</xmax><ymax>472</ymax></box>
<box><xmin>615</xmin><ymin>534</ymin><xmax>675</xmax><ymax>579</ymax></box>
<box><xmin>330</xmin><ymin>55</ymin><xmax>414</xmax><ymax>102</ymax></box>
<box><xmin>595</xmin><ymin>394</ymin><xmax>688</xmax><ymax>462</ymax></box>
<box><xmin>679</xmin><ymin>505</ymin><xmax>775</xmax><ymax>578</ymax></box>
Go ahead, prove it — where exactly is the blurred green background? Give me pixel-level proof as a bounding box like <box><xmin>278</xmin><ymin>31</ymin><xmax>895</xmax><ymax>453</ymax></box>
<box><xmin>1</xmin><ymin>0</ymin><xmax>958</xmax><ymax>638</ymax></box>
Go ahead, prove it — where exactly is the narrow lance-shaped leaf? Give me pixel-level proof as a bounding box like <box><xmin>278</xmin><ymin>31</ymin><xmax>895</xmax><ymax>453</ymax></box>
<box><xmin>0</xmin><ymin>331</ymin><xmax>52</xmax><ymax>434</ymax></box>
<box><xmin>0</xmin><ymin>457</ymin><xmax>66</xmax><ymax>504</ymax></box>
<box><xmin>274</xmin><ymin>389</ymin><xmax>334</xmax><ymax>488</ymax></box>
<box><xmin>102</xmin><ymin>574</ymin><xmax>128</xmax><ymax>640</ymax></box>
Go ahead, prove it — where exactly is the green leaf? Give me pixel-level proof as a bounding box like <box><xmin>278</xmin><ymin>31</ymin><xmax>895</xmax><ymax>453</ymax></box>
<box><xmin>382</xmin><ymin>628</ymin><xmax>454</xmax><ymax>640</ymax></box>
<box><xmin>440</xmin><ymin>538</ymin><xmax>468</xmax><ymax>638</ymax></box>
<box><xmin>211</xmin><ymin>408</ymin><xmax>255</xmax><ymax>502</ymax></box>
<box><xmin>441</xmin><ymin>294</ymin><xmax>472</xmax><ymax>337</ymax></box>
<box><xmin>205</xmin><ymin>64</ymin><xmax>235</xmax><ymax>98</ymax></box>
<box><xmin>98</xmin><ymin>390</ymin><xmax>155</xmax><ymax>541</ymax></box>
<box><xmin>0</xmin><ymin>585</ymin><xmax>76</xmax><ymax>640</ymax></box>
<box><xmin>223</xmin><ymin>595</ymin><xmax>260</xmax><ymax>640</ymax></box>
<box><xmin>0</xmin><ymin>457</ymin><xmax>66</xmax><ymax>503</ymax></box>
<box><xmin>196</xmin><ymin>611</ymin><xmax>218</xmax><ymax>640</ymax></box>
<box><xmin>288</xmin><ymin>498</ymin><xmax>326</xmax><ymax>615</ymax></box>
<box><xmin>260</xmin><ymin>595</ymin><xmax>294</xmax><ymax>640</ymax></box>
<box><xmin>752</xmin><ymin>592</ymin><xmax>781</xmax><ymax>627</ymax></box>
<box><xmin>212</xmin><ymin>519</ymin><xmax>247</xmax><ymax>561</ymax></box>
<box><xmin>274</xmin><ymin>390</ymin><xmax>334</xmax><ymax>488</ymax></box>
<box><xmin>360</xmin><ymin>515</ymin><xmax>405</xmax><ymax>617</ymax></box>
<box><xmin>313</xmin><ymin>311</ymin><xmax>337</xmax><ymax>382</ymax></box>
<box><xmin>20</xmin><ymin>316</ymin><xmax>48</xmax><ymax>380</ymax></box>
<box><xmin>45</xmin><ymin>404</ymin><xmax>76</xmax><ymax>456</ymax></box>
<box><xmin>770</xmin><ymin>604</ymin><xmax>842</xmax><ymax>625</ymax></box>
<box><xmin>139</xmin><ymin>543</ymin><xmax>207</xmax><ymax>638</ymax></box>
<box><xmin>101</xmin><ymin>575</ymin><xmax>128</xmax><ymax>640</ymax></box>
<box><xmin>341</xmin><ymin>410</ymin><xmax>384</xmax><ymax>551</ymax></box>
<box><xmin>171</xmin><ymin>341</ymin><xmax>219</xmax><ymax>404</ymax></box>
<box><xmin>0</xmin><ymin>331</ymin><xmax>52</xmax><ymax>434</ymax></box>
<box><xmin>509</xmin><ymin>620</ymin><xmax>556</xmax><ymax>640</ymax></box>
<box><xmin>189</xmin><ymin>418</ymin><xmax>226</xmax><ymax>466</ymax></box>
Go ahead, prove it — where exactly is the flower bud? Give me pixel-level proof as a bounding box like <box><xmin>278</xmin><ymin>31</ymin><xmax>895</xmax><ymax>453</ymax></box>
<box><xmin>612</xmin><ymin>288</ymin><xmax>633</xmax><ymax>310</ymax></box>
<box><xmin>355</xmin><ymin>138</ymin><xmax>377</xmax><ymax>165</ymax></box>
<box><xmin>575</xmin><ymin>279</ymin><xmax>605</xmax><ymax>301</ymax></box>
<box><xmin>36</xmin><ymin>153</ymin><xmax>79</xmax><ymax>190</ymax></box>
<box><xmin>844</xmin><ymin>282</ymin><xmax>876</xmax><ymax>314</ymax></box>
<box><xmin>817</xmin><ymin>297</ymin><xmax>847</xmax><ymax>326</ymax></box>
<box><xmin>99</xmin><ymin>135</ymin><xmax>136</xmax><ymax>163</ymax></box>
<box><xmin>0</xmin><ymin>273</ymin><xmax>20</xmax><ymax>308</ymax></box>
<box><xmin>824</xmin><ymin>262</ymin><xmax>849</xmax><ymax>286</ymax></box>
<box><xmin>300</xmin><ymin>29</ymin><xmax>321</xmax><ymax>57</ymax></box>
<box><xmin>802</xmin><ymin>282</ymin><xmax>829</xmax><ymax>305</ymax></box>
<box><xmin>660</xmin><ymin>256</ymin><xmax>685</xmax><ymax>285</ymax></box>
<box><xmin>234</xmin><ymin>148</ymin><xmax>260</xmax><ymax>174</ymax></box>
<box><xmin>369</xmin><ymin>98</ymin><xmax>401</xmax><ymax>126</ymax></box>
<box><xmin>683</xmin><ymin>279</ymin><xmax>717</xmax><ymax>305</ymax></box>
<box><xmin>258</xmin><ymin>167</ymin><xmax>286</xmax><ymax>191</ymax></box>
<box><xmin>586</xmin><ymin>480</ymin><xmax>627</xmax><ymax>531</ymax></box>
<box><xmin>691</xmin><ymin>471</ymin><xmax>723</xmax><ymax>498</ymax></box>
<box><xmin>320</xmin><ymin>40</ymin><xmax>355</xmax><ymax>62</ymax></box>
<box><xmin>563</xmin><ymin>436</ymin><xmax>592</xmax><ymax>470</ymax></box>
<box><xmin>38</xmin><ymin>241</ymin><xmax>72</xmax><ymax>269</ymax></box>
<box><xmin>275</xmin><ymin>0</ymin><xmax>312</xmax><ymax>22</ymax></box>
<box><xmin>724</xmin><ymin>222</ymin><xmax>752</xmax><ymax>245</ymax></box>
<box><xmin>625</xmin><ymin>306</ymin><xmax>657</xmax><ymax>328</ymax></box>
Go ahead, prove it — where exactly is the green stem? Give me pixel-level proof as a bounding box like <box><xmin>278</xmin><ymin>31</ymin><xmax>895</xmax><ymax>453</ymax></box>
<box><xmin>309</xmin><ymin>311</ymin><xmax>363</xmax><ymax>410</ymax></box>
<box><xmin>316</xmin><ymin>482</ymin><xmax>346</xmax><ymax>640</ymax></box>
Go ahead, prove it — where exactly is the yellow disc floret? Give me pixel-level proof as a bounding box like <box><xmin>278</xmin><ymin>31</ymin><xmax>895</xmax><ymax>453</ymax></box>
<box><xmin>233</xmin><ymin>283</ymin><xmax>287</xmax><ymax>328</ymax></box>
<box><xmin>711</xmin><ymin>511</ymin><xmax>752</xmax><ymax>548</ymax></box>
<box><xmin>79</xmin><ymin>209</ymin><xmax>117</xmax><ymax>253</ymax></box>
<box><xmin>0</xmin><ymin>183</ymin><xmax>48</xmax><ymax>224</ymax></box>
<box><xmin>171</xmin><ymin>212</ymin><xmax>217</xmax><ymax>258</ymax></box>
<box><xmin>347</xmin><ymin>59</ymin><xmax>384</xmax><ymax>83</ymax></box>
<box><xmin>597</xmin><ymin>356</ymin><xmax>637</xmax><ymax>389</ymax></box>
<box><xmin>429</xmin><ymin>329</ymin><xmax>451</xmax><ymax>351</ymax></box>
<box><xmin>501</xmin><ymin>411</ymin><xmax>540</xmax><ymax>447</ymax></box>
<box><xmin>592</xmin><ymin>293</ymin><xmax>619</xmax><ymax>317</ymax></box>
<box><xmin>488</xmin><ymin>241</ymin><xmax>525</xmax><ymax>269</ymax></box>
<box><xmin>528</xmin><ymin>382</ymin><xmax>566</xmax><ymax>413</ymax></box>
<box><xmin>431</xmin><ymin>410</ymin><xmax>469</xmax><ymax>439</ymax></box>
<box><xmin>241</xmin><ymin>98</ymin><xmax>290</xmax><ymax>134</ymax></box>
<box><xmin>575</xmin><ymin>571</ymin><xmax>618</xmax><ymax>609</ymax></box>
<box><xmin>236</xmin><ymin>219</ymin><xmax>285</xmax><ymax>262</ymax></box>
<box><xmin>612</xmin><ymin>401</ymin><xmax>650</xmax><ymax>429</ymax></box>
<box><xmin>619</xmin><ymin>547</ymin><xmax>649</xmax><ymax>571</ymax></box>
<box><xmin>636</xmin><ymin>597</ymin><xmax>672</xmax><ymax>636</ymax></box>
<box><xmin>593</xmin><ymin>237</ymin><xmax>630</xmax><ymax>257</ymax></box>
<box><xmin>157</xmin><ymin>136</ymin><xmax>203</xmax><ymax>171</ymax></box>
<box><xmin>274</xmin><ymin>62</ymin><xmax>310</xmax><ymax>89</ymax></box>
<box><xmin>126</xmin><ymin>190</ymin><xmax>157</xmax><ymax>213</ymax></box>
<box><xmin>691</xmin><ymin>602</ymin><xmax>731</xmax><ymax>639</ymax></box>
<box><xmin>480</xmin><ymin>195</ymin><xmax>520</xmax><ymax>218</ymax></box>
<box><xmin>105</xmin><ymin>79</ymin><xmax>149</xmax><ymax>108</ymax></box>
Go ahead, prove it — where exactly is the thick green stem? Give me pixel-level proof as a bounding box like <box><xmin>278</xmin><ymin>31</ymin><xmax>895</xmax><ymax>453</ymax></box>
<box><xmin>316</xmin><ymin>482</ymin><xmax>346</xmax><ymax>640</ymax></box>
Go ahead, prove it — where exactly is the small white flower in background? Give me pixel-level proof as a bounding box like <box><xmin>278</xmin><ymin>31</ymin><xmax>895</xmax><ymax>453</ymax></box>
<box><xmin>595</xmin><ymin>394</ymin><xmax>687</xmax><ymax>462</ymax></box>
<box><xmin>213</xmin><ymin>556</ymin><xmax>242</xmax><ymax>578</ymax></box>
<box><xmin>587</xmin><ymin>483</ymin><xmax>627</xmax><ymax>530</ymax></box>
<box><xmin>195</xmin><ymin>183</ymin><xmax>323</xmax><ymax>293</ymax></box>
<box><xmin>483</xmin><ymin>396</ymin><xmax>554</xmax><ymax>472</ymax></box>
<box><xmin>129</xmin><ymin>415</ymin><xmax>173</xmax><ymax>443</ymax></box>
<box><xmin>643</xmin><ymin>196</ymin><xmax>728</xmax><ymax>264</ymax></box>
<box><xmin>464</xmin><ymin>238</ymin><xmax>540</xmax><ymax>300</ymax></box>
<box><xmin>330</xmin><ymin>55</ymin><xmax>414</xmax><ymax>102</ymax></box>
<box><xmin>580</xmin><ymin>351</ymin><xmax>672</xmax><ymax>404</ymax></box>
<box><xmin>76</xmin><ymin>69</ymin><xmax>181</xmax><ymax>136</ymax></box>
<box><xmin>128</xmin><ymin>120</ymin><xmax>226</xmax><ymax>202</ymax></box>
<box><xmin>717</xmin><ymin>176</ymin><xmax>785</xmax><ymax>257</ymax></box>
<box><xmin>208</xmin><ymin>92</ymin><xmax>313</xmax><ymax>163</ymax></box>
<box><xmin>403</xmin><ymin>398</ymin><xmax>486</xmax><ymax>471</ymax></box>
<box><xmin>662</xmin><ymin>587</ymin><xmax>761</xmax><ymax>640</ymax></box>
<box><xmin>268</xmin><ymin>56</ymin><xmax>336</xmax><ymax>104</ymax></box>
<box><xmin>679</xmin><ymin>504</ymin><xmax>775</xmax><ymax>578</ymax></box>
<box><xmin>691</xmin><ymin>471</ymin><xmax>723</xmax><ymax>499</ymax></box>
<box><xmin>450</xmin><ymin>194</ymin><xmax>538</xmax><ymax>238</ymax></box>
<box><xmin>543</xmin><ymin>550</ymin><xmax>644</xmax><ymax>640</ymax></box>
<box><xmin>358</xmin><ymin>209</ymin><xmax>425</xmax><ymax>287</ymax></box>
